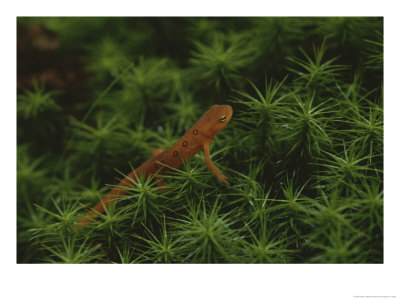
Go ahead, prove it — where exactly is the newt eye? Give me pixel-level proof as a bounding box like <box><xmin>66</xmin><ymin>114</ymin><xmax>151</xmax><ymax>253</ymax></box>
<box><xmin>220</xmin><ymin>115</ymin><xmax>227</xmax><ymax>122</ymax></box>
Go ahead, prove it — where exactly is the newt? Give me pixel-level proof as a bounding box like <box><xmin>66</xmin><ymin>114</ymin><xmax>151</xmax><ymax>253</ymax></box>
<box><xmin>76</xmin><ymin>104</ymin><xmax>233</xmax><ymax>228</ymax></box>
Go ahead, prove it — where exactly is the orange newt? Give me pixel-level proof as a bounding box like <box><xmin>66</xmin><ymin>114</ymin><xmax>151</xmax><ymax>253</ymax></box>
<box><xmin>76</xmin><ymin>104</ymin><xmax>233</xmax><ymax>227</ymax></box>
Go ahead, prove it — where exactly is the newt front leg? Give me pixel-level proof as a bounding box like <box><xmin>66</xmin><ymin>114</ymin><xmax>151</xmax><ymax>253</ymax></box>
<box><xmin>203</xmin><ymin>142</ymin><xmax>229</xmax><ymax>185</ymax></box>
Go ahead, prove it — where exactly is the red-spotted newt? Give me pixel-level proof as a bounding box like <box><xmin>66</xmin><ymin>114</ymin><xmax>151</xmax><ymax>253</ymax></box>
<box><xmin>76</xmin><ymin>104</ymin><xmax>233</xmax><ymax>227</ymax></box>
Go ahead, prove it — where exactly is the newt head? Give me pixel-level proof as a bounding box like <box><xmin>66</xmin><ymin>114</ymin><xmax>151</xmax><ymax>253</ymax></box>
<box><xmin>197</xmin><ymin>104</ymin><xmax>233</xmax><ymax>138</ymax></box>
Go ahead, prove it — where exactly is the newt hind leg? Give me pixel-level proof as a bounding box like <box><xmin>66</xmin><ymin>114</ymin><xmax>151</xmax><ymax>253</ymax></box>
<box><xmin>152</xmin><ymin>147</ymin><xmax>171</xmax><ymax>191</ymax></box>
<box><xmin>152</xmin><ymin>147</ymin><xmax>165</xmax><ymax>157</ymax></box>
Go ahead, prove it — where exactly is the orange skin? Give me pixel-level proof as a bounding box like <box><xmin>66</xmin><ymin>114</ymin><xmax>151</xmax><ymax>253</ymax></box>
<box><xmin>76</xmin><ymin>104</ymin><xmax>233</xmax><ymax>228</ymax></box>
